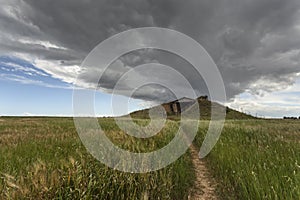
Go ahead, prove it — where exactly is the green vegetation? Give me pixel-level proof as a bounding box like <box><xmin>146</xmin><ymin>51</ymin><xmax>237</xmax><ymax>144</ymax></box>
<box><xmin>0</xmin><ymin>117</ymin><xmax>194</xmax><ymax>199</ymax></box>
<box><xmin>0</xmin><ymin>117</ymin><xmax>299</xmax><ymax>199</ymax></box>
<box><xmin>194</xmin><ymin>120</ymin><xmax>300</xmax><ymax>200</ymax></box>
<box><xmin>130</xmin><ymin>99</ymin><xmax>255</xmax><ymax>120</ymax></box>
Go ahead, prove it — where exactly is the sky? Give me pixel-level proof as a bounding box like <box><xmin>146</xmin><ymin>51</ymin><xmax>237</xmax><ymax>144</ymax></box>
<box><xmin>0</xmin><ymin>0</ymin><xmax>300</xmax><ymax>118</ymax></box>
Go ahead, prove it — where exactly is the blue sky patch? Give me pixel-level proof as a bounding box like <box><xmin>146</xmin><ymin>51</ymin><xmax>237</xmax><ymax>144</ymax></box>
<box><xmin>0</xmin><ymin>56</ymin><xmax>72</xmax><ymax>89</ymax></box>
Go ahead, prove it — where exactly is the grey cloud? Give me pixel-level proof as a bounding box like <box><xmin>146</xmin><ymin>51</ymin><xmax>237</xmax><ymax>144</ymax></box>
<box><xmin>77</xmin><ymin>49</ymin><xmax>209</xmax><ymax>102</ymax></box>
<box><xmin>0</xmin><ymin>0</ymin><xmax>300</xmax><ymax>102</ymax></box>
<box><xmin>22</xmin><ymin>0</ymin><xmax>155</xmax><ymax>52</ymax></box>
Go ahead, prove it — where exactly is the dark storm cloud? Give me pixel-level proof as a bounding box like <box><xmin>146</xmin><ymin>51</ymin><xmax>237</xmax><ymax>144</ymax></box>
<box><xmin>0</xmin><ymin>0</ymin><xmax>300</xmax><ymax>102</ymax></box>
<box><xmin>21</xmin><ymin>0</ymin><xmax>155</xmax><ymax>53</ymax></box>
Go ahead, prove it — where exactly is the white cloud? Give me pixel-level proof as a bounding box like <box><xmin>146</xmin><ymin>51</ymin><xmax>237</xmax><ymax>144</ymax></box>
<box><xmin>226</xmin><ymin>77</ymin><xmax>300</xmax><ymax>118</ymax></box>
<box><xmin>0</xmin><ymin>73</ymin><xmax>72</xmax><ymax>89</ymax></box>
<box><xmin>245</xmin><ymin>75</ymin><xmax>296</xmax><ymax>95</ymax></box>
<box><xmin>33</xmin><ymin>59</ymin><xmax>80</xmax><ymax>84</ymax></box>
<box><xmin>18</xmin><ymin>38</ymin><xmax>68</xmax><ymax>50</ymax></box>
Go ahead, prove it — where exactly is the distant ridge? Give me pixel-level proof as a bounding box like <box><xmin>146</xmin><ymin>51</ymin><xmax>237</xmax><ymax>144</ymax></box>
<box><xmin>130</xmin><ymin>96</ymin><xmax>255</xmax><ymax>120</ymax></box>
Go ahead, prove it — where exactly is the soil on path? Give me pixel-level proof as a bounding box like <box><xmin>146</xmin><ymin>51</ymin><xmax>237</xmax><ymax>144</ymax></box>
<box><xmin>188</xmin><ymin>144</ymin><xmax>218</xmax><ymax>200</ymax></box>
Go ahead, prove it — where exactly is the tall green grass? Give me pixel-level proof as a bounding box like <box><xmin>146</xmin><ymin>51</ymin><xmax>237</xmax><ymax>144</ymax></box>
<box><xmin>0</xmin><ymin>117</ymin><xmax>194</xmax><ymax>199</ymax></box>
<box><xmin>2</xmin><ymin>117</ymin><xmax>299</xmax><ymax>199</ymax></box>
<box><xmin>195</xmin><ymin>120</ymin><xmax>300</xmax><ymax>200</ymax></box>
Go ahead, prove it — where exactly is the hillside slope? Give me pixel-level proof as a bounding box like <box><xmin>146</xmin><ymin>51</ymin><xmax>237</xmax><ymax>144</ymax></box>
<box><xmin>130</xmin><ymin>98</ymin><xmax>255</xmax><ymax>120</ymax></box>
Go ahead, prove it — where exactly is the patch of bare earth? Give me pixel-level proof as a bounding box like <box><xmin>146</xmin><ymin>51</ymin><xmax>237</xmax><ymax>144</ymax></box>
<box><xmin>188</xmin><ymin>144</ymin><xmax>218</xmax><ymax>200</ymax></box>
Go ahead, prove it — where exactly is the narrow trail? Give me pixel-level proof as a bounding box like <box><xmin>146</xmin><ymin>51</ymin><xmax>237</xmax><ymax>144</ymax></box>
<box><xmin>188</xmin><ymin>144</ymin><xmax>218</xmax><ymax>200</ymax></box>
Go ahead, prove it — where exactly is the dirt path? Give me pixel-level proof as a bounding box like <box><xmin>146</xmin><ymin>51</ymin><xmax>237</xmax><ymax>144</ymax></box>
<box><xmin>188</xmin><ymin>144</ymin><xmax>218</xmax><ymax>200</ymax></box>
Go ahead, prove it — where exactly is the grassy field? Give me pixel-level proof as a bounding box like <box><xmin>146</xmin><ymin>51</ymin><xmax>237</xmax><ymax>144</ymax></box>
<box><xmin>0</xmin><ymin>117</ymin><xmax>299</xmax><ymax>199</ymax></box>
<box><xmin>194</xmin><ymin>119</ymin><xmax>300</xmax><ymax>200</ymax></box>
<box><xmin>0</xmin><ymin>117</ymin><xmax>194</xmax><ymax>199</ymax></box>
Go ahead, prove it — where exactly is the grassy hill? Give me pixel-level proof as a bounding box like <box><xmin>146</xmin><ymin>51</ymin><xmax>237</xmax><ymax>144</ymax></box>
<box><xmin>130</xmin><ymin>97</ymin><xmax>255</xmax><ymax>120</ymax></box>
